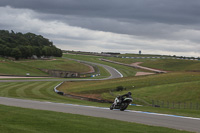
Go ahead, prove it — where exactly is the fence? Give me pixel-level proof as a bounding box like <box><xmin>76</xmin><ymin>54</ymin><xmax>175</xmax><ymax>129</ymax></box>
<box><xmin>151</xmin><ymin>100</ymin><xmax>200</xmax><ymax>110</ymax></box>
<box><xmin>118</xmin><ymin>56</ymin><xmax>200</xmax><ymax>61</ymax></box>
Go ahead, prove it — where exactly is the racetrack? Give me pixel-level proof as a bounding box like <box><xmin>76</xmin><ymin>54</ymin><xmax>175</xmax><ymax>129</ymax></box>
<box><xmin>0</xmin><ymin>97</ymin><xmax>200</xmax><ymax>132</ymax></box>
<box><xmin>1</xmin><ymin>59</ymin><xmax>200</xmax><ymax>132</ymax></box>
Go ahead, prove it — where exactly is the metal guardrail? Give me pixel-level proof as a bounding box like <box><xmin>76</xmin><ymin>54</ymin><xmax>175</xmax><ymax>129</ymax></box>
<box><xmin>54</xmin><ymin>82</ymin><xmax>65</xmax><ymax>95</ymax></box>
<box><xmin>119</xmin><ymin>56</ymin><xmax>200</xmax><ymax>60</ymax></box>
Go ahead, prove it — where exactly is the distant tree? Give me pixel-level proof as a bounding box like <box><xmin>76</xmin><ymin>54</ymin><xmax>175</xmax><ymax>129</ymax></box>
<box><xmin>33</xmin><ymin>46</ymin><xmax>42</xmax><ymax>57</ymax></box>
<box><xmin>19</xmin><ymin>46</ymin><xmax>28</xmax><ymax>58</ymax></box>
<box><xmin>56</xmin><ymin>49</ymin><xmax>63</xmax><ymax>57</ymax></box>
<box><xmin>0</xmin><ymin>30</ymin><xmax>63</xmax><ymax>58</ymax></box>
<box><xmin>26</xmin><ymin>45</ymin><xmax>34</xmax><ymax>57</ymax></box>
<box><xmin>4</xmin><ymin>47</ymin><xmax>12</xmax><ymax>57</ymax></box>
<box><xmin>0</xmin><ymin>44</ymin><xmax>4</xmax><ymax>55</ymax></box>
<box><xmin>42</xmin><ymin>46</ymin><xmax>51</xmax><ymax>56</ymax></box>
<box><xmin>11</xmin><ymin>48</ymin><xmax>22</xmax><ymax>60</ymax></box>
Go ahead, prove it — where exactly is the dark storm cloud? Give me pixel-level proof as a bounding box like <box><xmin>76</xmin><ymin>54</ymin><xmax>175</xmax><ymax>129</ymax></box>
<box><xmin>1</xmin><ymin>0</ymin><xmax>200</xmax><ymax>42</ymax></box>
<box><xmin>1</xmin><ymin>0</ymin><xmax>200</xmax><ymax>25</ymax></box>
<box><xmin>0</xmin><ymin>0</ymin><xmax>200</xmax><ymax>57</ymax></box>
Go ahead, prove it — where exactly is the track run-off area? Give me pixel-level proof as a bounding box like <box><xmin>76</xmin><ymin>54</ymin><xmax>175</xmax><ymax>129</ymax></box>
<box><xmin>0</xmin><ymin>59</ymin><xmax>200</xmax><ymax>132</ymax></box>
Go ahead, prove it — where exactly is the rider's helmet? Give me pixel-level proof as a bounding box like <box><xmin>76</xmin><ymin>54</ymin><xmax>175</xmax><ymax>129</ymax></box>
<box><xmin>128</xmin><ymin>92</ymin><xmax>132</xmax><ymax>95</ymax></box>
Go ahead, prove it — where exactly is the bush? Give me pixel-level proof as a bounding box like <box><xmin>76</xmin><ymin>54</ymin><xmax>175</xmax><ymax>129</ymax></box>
<box><xmin>116</xmin><ymin>86</ymin><xmax>125</xmax><ymax>91</ymax></box>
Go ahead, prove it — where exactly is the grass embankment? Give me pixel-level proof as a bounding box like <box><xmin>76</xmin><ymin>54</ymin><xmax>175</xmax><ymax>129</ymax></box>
<box><xmin>63</xmin><ymin>54</ymin><xmax>142</xmax><ymax>77</ymax></box>
<box><xmin>0</xmin><ymin>105</ymin><xmax>190</xmax><ymax>133</ymax></box>
<box><xmin>0</xmin><ymin>57</ymin><xmax>92</xmax><ymax>76</ymax></box>
<box><xmin>0</xmin><ymin>81</ymin><xmax>107</xmax><ymax>106</ymax></box>
<box><xmin>105</xmin><ymin>57</ymin><xmax>200</xmax><ymax>72</ymax></box>
<box><xmin>18</xmin><ymin>58</ymin><xmax>91</xmax><ymax>73</ymax></box>
<box><xmin>59</xmin><ymin>72</ymin><xmax>200</xmax><ymax>103</ymax></box>
<box><xmin>142</xmin><ymin>59</ymin><xmax>200</xmax><ymax>71</ymax></box>
<box><xmin>58</xmin><ymin>72</ymin><xmax>200</xmax><ymax>117</ymax></box>
<box><xmin>0</xmin><ymin>58</ymin><xmax>48</xmax><ymax>76</ymax></box>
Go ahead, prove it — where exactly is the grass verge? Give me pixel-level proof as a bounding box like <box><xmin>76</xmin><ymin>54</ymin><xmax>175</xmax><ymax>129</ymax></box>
<box><xmin>0</xmin><ymin>104</ymin><xmax>191</xmax><ymax>133</ymax></box>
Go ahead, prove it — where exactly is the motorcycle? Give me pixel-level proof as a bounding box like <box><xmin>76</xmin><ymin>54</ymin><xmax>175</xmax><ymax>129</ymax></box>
<box><xmin>110</xmin><ymin>96</ymin><xmax>133</xmax><ymax>111</ymax></box>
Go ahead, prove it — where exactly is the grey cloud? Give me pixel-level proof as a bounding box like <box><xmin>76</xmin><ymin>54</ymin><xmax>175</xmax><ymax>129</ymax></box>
<box><xmin>2</xmin><ymin>0</ymin><xmax>200</xmax><ymax>43</ymax></box>
<box><xmin>0</xmin><ymin>1</ymin><xmax>200</xmax><ymax>57</ymax></box>
<box><xmin>1</xmin><ymin>0</ymin><xmax>200</xmax><ymax>25</ymax></box>
<box><xmin>35</xmin><ymin>13</ymin><xmax>191</xmax><ymax>41</ymax></box>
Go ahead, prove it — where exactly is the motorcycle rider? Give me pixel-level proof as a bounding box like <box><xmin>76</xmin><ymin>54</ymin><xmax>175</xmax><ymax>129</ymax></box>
<box><xmin>114</xmin><ymin>92</ymin><xmax>132</xmax><ymax>105</ymax></box>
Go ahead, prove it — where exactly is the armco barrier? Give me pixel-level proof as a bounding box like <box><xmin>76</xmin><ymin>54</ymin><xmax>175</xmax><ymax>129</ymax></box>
<box><xmin>54</xmin><ymin>82</ymin><xmax>65</xmax><ymax>95</ymax></box>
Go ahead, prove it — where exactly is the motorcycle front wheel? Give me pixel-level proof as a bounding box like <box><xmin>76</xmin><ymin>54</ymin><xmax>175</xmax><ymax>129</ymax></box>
<box><xmin>110</xmin><ymin>104</ymin><xmax>114</xmax><ymax>110</ymax></box>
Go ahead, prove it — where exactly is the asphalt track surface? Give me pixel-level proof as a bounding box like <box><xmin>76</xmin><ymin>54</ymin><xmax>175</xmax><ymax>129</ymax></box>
<box><xmin>1</xmin><ymin>59</ymin><xmax>200</xmax><ymax>132</ymax></box>
<box><xmin>0</xmin><ymin>97</ymin><xmax>200</xmax><ymax>132</ymax></box>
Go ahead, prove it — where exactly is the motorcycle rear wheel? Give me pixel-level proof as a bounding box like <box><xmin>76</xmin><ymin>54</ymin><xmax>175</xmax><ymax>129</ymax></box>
<box><xmin>120</xmin><ymin>103</ymin><xmax>128</xmax><ymax>111</ymax></box>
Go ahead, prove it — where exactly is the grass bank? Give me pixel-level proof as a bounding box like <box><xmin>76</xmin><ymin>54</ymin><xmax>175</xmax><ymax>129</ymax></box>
<box><xmin>0</xmin><ymin>57</ymin><xmax>92</xmax><ymax>76</ymax></box>
<box><xmin>58</xmin><ymin>72</ymin><xmax>200</xmax><ymax>117</ymax></box>
<box><xmin>18</xmin><ymin>58</ymin><xmax>91</xmax><ymax>73</ymax></box>
<box><xmin>58</xmin><ymin>72</ymin><xmax>200</xmax><ymax>103</ymax></box>
<box><xmin>0</xmin><ymin>58</ymin><xmax>48</xmax><ymax>76</ymax></box>
<box><xmin>0</xmin><ymin>81</ymin><xmax>108</xmax><ymax>106</ymax></box>
<box><xmin>0</xmin><ymin>104</ymin><xmax>190</xmax><ymax>133</ymax></box>
<box><xmin>105</xmin><ymin>57</ymin><xmax>200</xmax><ymax>72</ymax></box>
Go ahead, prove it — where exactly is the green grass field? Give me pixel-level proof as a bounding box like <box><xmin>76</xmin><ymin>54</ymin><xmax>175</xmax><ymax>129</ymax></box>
<box><xmin>0</xmin><ymin>58</ymin><xmax>48</xmax><ymax>76</ymax></box>
<box><xmin>58</xmin><ymin>72</ymin><xmax>200</xmax><ymax>101</ymax></box>
<box><xmin>105</xmin><ymin>57</ymin><xmax>200</xmax><ymax>72</ymax></box>
<box><xmin>0</xmin><ymin>57</ymin><xmax>92</xmax><ymax>76</ymax></box>
<box><xmin>18</xmin><ymin>58</ymin><xmax>91</xmax><ymax>73</ymax></box>
<box><xmin>0</xmin><ymin>81</ymin><xmax>108</xmax><ymax>106</ymax></box>
<box><xmin>0</xmin><ymin>104</ymin><xmax>190</xmax><ymax>133</ymax></box>
<box><xmin>142</xmin><ymin>59</ymin><xmax>200</xmax><ymax>71</ymax></box>
<box><xmin>58</xmin><ymin>72</ymin><xmax>200</xmax><ymax>112</ymax></box>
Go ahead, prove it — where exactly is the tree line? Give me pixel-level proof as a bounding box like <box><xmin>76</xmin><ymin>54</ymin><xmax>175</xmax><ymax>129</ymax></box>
<box><xmin>0</xmin><ymin>30</ymin><xmax>62</xmax><ymax>60</ymax></box>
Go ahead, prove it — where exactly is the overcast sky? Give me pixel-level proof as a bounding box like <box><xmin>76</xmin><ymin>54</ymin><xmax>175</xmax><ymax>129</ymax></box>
<box><xmin>0</xmin><ymin>0</ymin><xmax>200</xmax><ymax>57</ymax></box>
